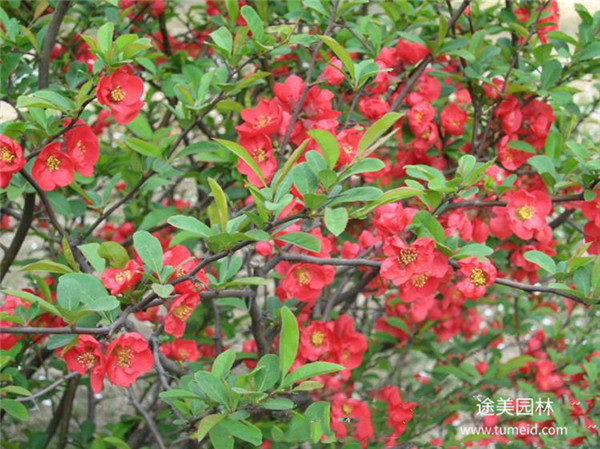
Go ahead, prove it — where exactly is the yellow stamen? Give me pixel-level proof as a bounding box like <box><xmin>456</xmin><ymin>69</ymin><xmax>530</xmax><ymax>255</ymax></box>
<box><xmin>311</xmin><ymin>331</ymin><xmax>324</xmax><ymax>347</ymax></box>
<box><xmin>515</xmin><ymin>205</ymin><xmax>534</xmax><ymax>221</ymax></box>
<box><xmin>46</xmin><ymin>155</ymin><xmax>61</xmax><ymax>172</ymax></box>
<box><xmin>470</xmin><ymin>268</ymin><xmax>487</xmax><ymax>287</ymax></box>
<box><xmin>109</xmin><ymin>85</ymin><xmax>126</xmax><ymax>102</ymax></box>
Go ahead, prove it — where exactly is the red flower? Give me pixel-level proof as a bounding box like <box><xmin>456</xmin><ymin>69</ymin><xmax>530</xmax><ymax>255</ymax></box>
<box><xmin>279</xmin><ymin>263</ymin><xmax>335</xmax><ymax>305</ymax></box>
<box><xmin>396</xmin><ymin>38</ymin><xmax>429</xmax><ymax>65</ymax></box>
<box><xmin>299</xmin><ymin>321</ymin><xmax>336</xmax><ymax>361</ymax></box>
<box><xmin>64</xmin><ymin>121</ymin><xmax>99</xmax><ymax>177</ymax></box>
<box><xmin>164</xmin><ymin>293</ymin><xmax>200</xmax><ymax>337</ymax></box>
<box><xmin>102</xmin><ymin>259</ymin><xmax>142</xmax><ymax>295</ymax></box>
<box><xmin>330</xmin><ymin>394</ymin><xmax>374</xmax><ymax>442</ymax></box>
<box><xmin>105</xmin><ymin>332</ymin><xmax>153</xmax><ymax>388</ymax></box>
<box><xmin>61</xmin><ymin>335</ymin><xmax>105</xmax><ymax>393</ymax></box>
<box><xmin>236</xmin><ymin>99</ymin><xmax>282</xmax><ymax>137</ymax></box>
<box><xmin>440</xmin><ymin>103</ymin><xmax>467</xmax><ymax>136</ymax></box>
<box><xmin>322</xmin><ymin>57</ymin><xmax>345</xmax><ymax>86</ymax></box>
<box><xmin>31</xmin><ymin>142</ymin><xmax>75</xmax><ymax>191</ymax></box>
<box><xmin>456</xmin><ymin>257</ymin><xmax>497</xmax><ymax>299</ymax></box>
<box><xmin>336</xmin><ymin>127</ymin><xmax>362</xmax><ymax>165</ymax></box>
<box><xmin>407</xmin><ymin>102</ymin><xmax>435</xmax><ymax>135</ymax></box>
<box><xmin>0</xmin><ymin>135</ymin><xmax>25</xmax><ymax>188</ymax></box>
<box><xmin>274</xmin><ymin>75</ymin><xmax>305</xmax><ymax>110</ymax></box>
<box><xmin>159</xmin><ymin>340</ymin><xmax>200</xmax><ymax>362</ymax></box>
<box><xmin>237</xmin><ymin>134</ymin><xmax>277</xmax><ymax>186</ymax></box>
<box><xmin>162</xmin><ymin>245</ymin><xmax>208</xmax><ymax>294</ymax></box>
<box><xmin>358</xmin><ymin>96</ymin><xmax>390</xmax><ymax>121</ymax></box>
<box><xmin>97</xmin><ymin>66</ymin><xmax>145</xmax><ymax>124</ymax></box>
<box><xmin>380</xmin><ymin>237</ymin><xmax>448</xmax><ymax>287</ymax></box>
<box><xmin>505</xmin><ymin>190</ymin><xmax>552</xmax><ymax>240</ymax></box>
<box><xmin>377</xmin><ymin>386</ymin><xmax>416</xmax><ymax>437</ymax></box>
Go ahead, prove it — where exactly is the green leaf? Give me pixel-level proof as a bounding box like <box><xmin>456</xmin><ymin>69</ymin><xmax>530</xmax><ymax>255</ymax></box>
<box><xmin>254</xmin><ymin>354</ymin><xmax>280</xmax><ymax>392</ymax></box>
<box><xmin>215</xmin><ymin>139</ymin><xmax>266</xmax><ymax>186</ymax></box>
<box><xmin>507</xmin><ymin>140</ymin><xmax>536</xmax><ymax>154</ymax></box>
<box><xmin>241</xmin><ymin>5</ymin><xmax>264</xmax><ymax>41</ymax></box>
<box><xmin>324</xmin><ymin>207</ymin><xmax>348</xmax><ymax>236</ymax></box>
<box><xmin>194</xmin><ymin>371</ymin><xmax>228</xmax><ymax>405</ymax></box>
<box><xmin>210</xmin><ymin>26</ymin><xmax>233</xmax><ymax>56</ymax></box>
<box><xmin>196</xmin><ymin>414</ymin><xmax>226</xmax><ymax>442</ymax></box>
<box><xmin>20</xmin><ymin>260</ymin><xmax>74</xmax><ymax>274</ymax></box>
<box><xmin>103</xmin><ymin>437</ymin><xmax>132</xmax><ymax>449</ymax></box>
<box><xmin>97</xmin><ymin>22</ymin><xmax>114</xmax><ymax>54</ymax></box>
<box><xmin>319</xmin><ymin>35</ymin><xmax>355</xmax><ymax>82</ymax></box>
<box><xmin>0</xmin><ymin>386</ymin><xmax>31</xmax><ymax>396</ymax></box>
<box><xmin>275</xmin><ymin>232</ymin><xmax>320</xmax><ymax>253</ymax></box>
<box><xmin>167</xmin><ymin>215</ymin><xmax>212</xmax><ymax>237</ymax></box>
<box><xmin>1</xmin><ymin>399</ymin><xmax>28</xmax><ymax>421</ymax></box>
<box><xmin>133</xmin><ymin>231</ymin><xmax>163</xmax><ymax>275</ymax></box>
<box><xmin>308</xmin><ymin>130</ymin><xmax>339</xmax><ymax>168</ymax></box>
<box><xmin>57</xmin><ymin>273</ymin><xmax>118</xmax><ymax>313</ymax></box>
<box><xmin>283</xmin><ymin>361</ymin><xmax>344</xmax><ymax>386</ymax></box>
<box><xmin>357</xmin><ymin>112</ymin><xmax>401</xmax><ymax>155</ymax></box>
<box><xmin>208</xmin><ymin>177</ymin><xmax>230</xmax><ymax>230</ymax></box>
<box><xmin>209</xmin><ymin>424</ymin><xmax>234</xmax><ymax>449</ymax></box>
<box><xmin>453</xmin><ymin>244</ymin><xmax>494</xmax><ymax>259</ymax></box>
<box><xmin>411</xmin><ymin>211</ymin><xmax>445</xmax><ymax>244</ymax></box>
<box><xmin>578</xmin><ymin>41</ymin><xmax>600</xmax><ymax>61</ymax></box>
<box><xmin>2</xmin><ymin>289</ymin><xmax>62</xmax><ymax>317</ymax></box>
<box><xmin>212</xmin><ymin>348</ymin><xmax>236</xmax><ymax>379</ymax></box>
<box><xmin>261</xmin><ymin>398</ymin><xmax>294</xmax><ymax>410</ymax></box>
<box><xmin>222</xmin><ymin>419</ymin><xmax>262</xmax><ymax>446</ymax></box>
<box><xmin>17</xmin><ymin>90</ymin><xmax>75</xmax><ymax>113</ymax></box>
<box><xmin>497</xmin><ymin>355</ymin><xmax>536</xmax><ymax>377</ymax></box>
<box><xmin>540</xmin><ymin>60</ymin><xmax>562</xmax><ymax>90</ymax></box>
<box><xmin>126</xmin><ymin>137</ymin><xmax>162</xmax><ymax>158</ymax></box>
<box><xmin>97</xmin><ymin>242</ymin><xmax>130</xmax><ymax>268</ymax></box>
<box><xmin>78</xmin><ymin>243</ymin><xmax>106</xmax><ymax>273</ymax></box>
<box><xmin>524</xmin><ymin>250</ymin><xmax>556</xmax><ymax>274</ymax></box>
<box><xmin>279</xmin><ymin>306</ymin><xmax>299</xmax><ymax>382</ymax></box>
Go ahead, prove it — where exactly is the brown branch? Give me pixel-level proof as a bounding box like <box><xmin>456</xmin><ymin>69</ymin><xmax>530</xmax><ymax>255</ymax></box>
<box><xmin>127</xmin><ymin>388</ymin><xmax>167</xmax><ymax>449</ymax></box>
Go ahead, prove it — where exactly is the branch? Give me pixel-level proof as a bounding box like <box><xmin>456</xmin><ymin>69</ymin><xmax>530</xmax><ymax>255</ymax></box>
<box><xmin>127</xmin><ymin>388</ymin><xmax>167</xmax><ymax>449</ymax></box>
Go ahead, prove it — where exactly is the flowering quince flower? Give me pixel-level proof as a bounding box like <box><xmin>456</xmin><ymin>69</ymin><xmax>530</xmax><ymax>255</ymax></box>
<box><xmin>330</xmin><ymin>394</ymin><xmax>374</xmax><ymax>443</ymax></box>
<box><xmin>502</xmin><ymin>189</ymin><xmax>552</xmax><ymax>240</ymax></box>
<box><xmin>380</xmin><ymin>237</ymin><xmax>449</xmax><ymax>287</ymax></box>
<box><xmin>336</xmin><ymin>127</ymin><xmax>363</xmax><ymax>166</ymax></box>
<box><xmin>237</xmin><ymin>134</ymin><xmax>277</xmax><ymax>186</ymax></box>
<box><xmin>164</xmin><ymin>293</ymin><xmax>200</xmax><ymax>338</ymax></box>
<box><xmin>377</xmin><ymin>386</ymin><xmax>417</xmax><ymax>437</ymax></box>
<box><xmin>373</xmin><ymin>202</ymin><xmax>417</xmax><ymax>236</ymax></box>
<box><xmin>97</xmin><ymin>66</ymin><xmax>145</xmax><ymax>124</ymax></box>
<box><xmin>456</xmin><ymin>256</ymin><xmax>497</xmax><ymax>299</ymax></box>
<box><xmin>279</xmin><ymin>263</ymin><xmax>335</xmax><ymax>305</ymax></box>
<box><xmin>64</xmin><ymin>120</ymin><xmax>99</xmax><ymax>177</ymax></box>
<box><xmin>497</xmin><ymin>134</ymin><xmax>531</xmax><ymax>171</ymax></box>
<box><xmin>584</xmin><ymin>221</ymin><xmax>600</xmax><ymax>254</ymax></box>
<box><xmin>440</xmin><ymin>103</ymin><xmax>467</xmax><ymax>136</ymax></box>
<box><xmin>101</xmin><ymin>259</ymin><xmax>142</xmax><ymax>295</ymax></box>
<box><xmin>105</xmin><ymin>332</ymin><xmax>153</xmax><ymax>388</ymax></box>
<box><xmin>404</xmin><ymin>72</ymin><xmax>441</xmax><ymax>107</ymax></box>
<box><xmin>162</xmin><ymin>245</ymin><xmax>208</xmax><ymax>294</ymax></box>
<box><xmin>31</xmin><ymin>142</ymin><xmax>75</xmax><ymax>191</ymax></box>
<box><xmin>358</xmin><ymin>95</ymin><xmax>390</xmax><ymax>121</ymax></box>
<box><xmin>331</xmin><ymin>315</ymin><xmax>368</xmax><ymax>373</ymax></box>
<box><xmin>322</xmin><ymin>57</ymin><xmax>345</xmax><ymax>85</ymax></box>
<box><xmin>61</xmin><ymin>335</ymin><xmax>106</xmax><ymax>393</ymax></box>
<box><xmin>580</xmin><ymin>189</ymin><xmax>600</xmax><ymax>226</ymax></box>
<box><xmin>236</xmin><ymin>99</ymin><xmax>282</xmax><ymax>137</ymax></box>
<box><xmin>159</xmin><ymin>339</ymin><xmax>200</xmax><ymax>362</ymax></box>
<box><xmin>395</xmin><ymin>38</ymin><xmax>429</xmax><ymax>65</ymax></box>
<box><xmin>274</xmin><ymin>75</ymin><xmax>305</xmax><ymax>111</ymax></box>
<box><xmin>407</xmin><ymin>101</ymin><xmax>435</xmax><ymax>135</ymax></box>
<box><xmin>299</xmin><ymin>321</ymin><xmax>336</xmax><ymax>361</ymax></box>
<box><xmin>0</xmin><ymin>134</ymin><xmax>26</xmax><ymax>188</ymax></box>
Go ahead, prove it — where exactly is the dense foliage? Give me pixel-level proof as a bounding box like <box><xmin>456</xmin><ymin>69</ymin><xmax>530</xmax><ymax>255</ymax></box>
<box><xmin>0</xmin><ymin>0</ymin><xmax>599</xmax><ymax>448</ymax></box>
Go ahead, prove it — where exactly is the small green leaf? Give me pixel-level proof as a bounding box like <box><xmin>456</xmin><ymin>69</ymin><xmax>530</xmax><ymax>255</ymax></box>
<box><xmin>97</xmin><ymin>242</ymin><xmax>130</xmax><ymax>269</ymax></box>
<box><xmin>212</xmin><ymin>348</ymin><xmax>236</xmax><ymax>378</ymax></box>
<box><xmin>215</xmin><ymin>139</ymin><xmax>266</xmax><ymax>186</ymax></box>
<box><xmin>308</xmin><ymin>130</ymin><xmax>339</xmax><ymax>168</ymax></box>
<box><xmin>411</xmin><ymin>211</ymin><xmax>445</xmax><ymax>244</ymax></box>
<box><xmin>524</xmin><ymin>250</ymin><xmax>556</xmax><ymax>274</ymax></box>
<box><xmin>357</xmin><ymin>112</ymin><xmax>401</xmax><ymax>155</ymax></box>
<box><xmin>275</xmin><ymin>232</ymin><xmax>321</xmax><ymax>253</ymax></box>
<box><xmin>210</xmin><ymin>26</ymin><xmax>233</xmax><ymax>56</ymax></box>
<box><xmin>97</xmin><ymin>22</ymin><xmax>114</xmax><ymax>54</ymax></box>
<box><xmin>324</xmin><ymin>207</ymin><xmax>348</xmax><ymax>236</ymax></box>
<box><xmin>319</xmin><ymin>35</ymin><xmax>355</xmax><ymax>82</ymax></box>
<box><xmin>540</xmin><ymin>60</ymin><xmax>562</xmax><ymax>90</ymax></box>
<box><xmin>454</xmin><ymin>244</ymin><xmax>494</xmax><ymax>259</ymax></box>
<box><xmin>283</xmin><ymin>361</ymin><xmax>344</xmax><ymax>386</ymax></box>
<box><xmin>167</xmin><ymin>215</ymin><xmax>212</xmax><ymax>237</ymax></box>
<box><xmin>1</xmin><ymin>399</ymin><xmax>28</xmax><ymax>421</ymax></box>
<box><xmin>133</xmin><ymin>231</ymin><xmax>163</xmax><ymax>275</ymax></box>
<box><xmin>196</xmin><ymin>414</ymin><xmax>227</xmax><ymax>442</ymax></box>
<box><xmin>20</xmin><ymin>260</ymin><xmax>74</xmax><ymax>274</ymax></box>
<box><xmin>262</xmin><ymin>398</ymin><xmax>295</xmax><ymax>410</ymax></box>
<box><xmin>194</xmin><ymin>371</ymin><xmax>228</xmax><ymax>405</ymax></box>
<box><xmin>208</xmin><ymin>178</ymin><xmax>230</xmax><ymax>230</ymax></box>
<box><xmin>279</xmin><ymin>306</ymin><xmax>299</xmax><ymax>382</ymax></box>
<box><xmin>241</xmin><ymin>5</ymin><xmax>264</xmax><ymax>41</ymax></box>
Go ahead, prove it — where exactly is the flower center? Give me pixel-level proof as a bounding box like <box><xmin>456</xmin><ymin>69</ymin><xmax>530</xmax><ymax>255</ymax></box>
<box><xmin>45</xmin><ymin>155</ymin><xmax>61</xmax><ymax>172</ymax></box>
<box><xmin>76</xmin><ymin>140</ymin><xmax>86</xmax><ymax>155</ymax></box>
<box><xmin>343</xmin><ymin>143</ymin><xmax>353</xmax><ymax>155</ymax></box>
<box><xmin>294</xmin><ymin>268</ymin><xmax>311</xmax><ymax>286</ymax></box>
<box><xmin>253</xmin><ymin>147</ymin><xmax>267</xmax><ymax>162</ymax></box>
<box><xmin>342</xmin><ymin>404</ymin><xmax>353</xmax><ymax>415</ymax></box>
<box><xmin>115</xmin><ymin>346</ymin><xmax>133</xmax><ymax>368</ymax></box>
<box><xmin>411</xmin><ymin>273</ymin><xmax>429</xmax><ymax>288</ymax></box>
<box><xmin>515</xmin><ymin>205</ymin><xmax>534</xmax><ymax>221</ymax></box>
<box><xmin>398</xmin><ymin>248</ymin><xmax>418</xmax><ymax>267</ymax></box>
<box><xmin>173</xmin><ymin>305</ymin><xmax>193</xmax><ymax>320</ymax></box>
<box><xmin>77</xmin><ymin>351</ymin><xmax>97</xmax><ymax>369</ymax></box>
<box><xmin>311</xmin><ymin>331</ymin><xmax>324</xmax><ymax>347</ymax></box>
<box><xmin>175</xmin><ymin>266</ymin><xmax>186</xmax><ymax>278</ymax></box>
<box><xmin>109</xmin><ymin>85</ymin><xmax>126</xmax><ymax>102</ymax></box>
<box><xmin>0</xmin><ymin>147</ymin><xmax>15</xmax><ymax>164</ymax></box>
<box><xmin>115</xmin><ymin>270</ymin><xmax>132</xmax><ymax>283</ymax></box>
<box><xmin>254</xmin><ymin>115</ymin><xmax>271</xmax><ymax>128</ymax></box>
<box><xmin>470</xmin><ymin>268</ymin><xmax>488</xmax><ymax>287</ymax></box>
